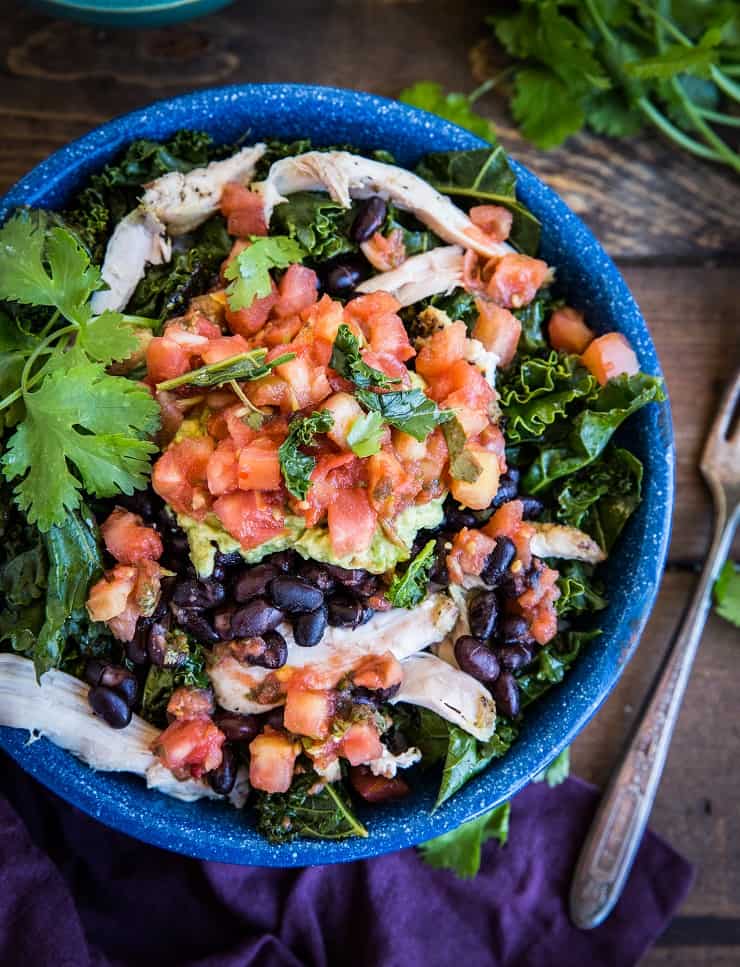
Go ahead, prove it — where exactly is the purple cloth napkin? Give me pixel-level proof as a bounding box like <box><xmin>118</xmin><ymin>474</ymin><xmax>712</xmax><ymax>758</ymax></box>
<box><xmin>0</xmin><ymin>752</ymin><xmax>692</xmax><ymax>967</ymax></box>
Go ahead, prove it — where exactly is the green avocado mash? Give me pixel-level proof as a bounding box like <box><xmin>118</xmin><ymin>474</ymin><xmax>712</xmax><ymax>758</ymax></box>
<box><xmin>177</xmin><ymin>497</ymin><xmax>444</xmax><ymax>577</ymax></box>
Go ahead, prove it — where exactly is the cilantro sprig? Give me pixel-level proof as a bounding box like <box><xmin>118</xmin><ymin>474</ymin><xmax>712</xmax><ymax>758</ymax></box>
<box><xmin>0</xmin><ymin>213</ymin><xmax>160</xmax><ymax>530</ymax></box>
<box><xmin>224</xmin><ymin>235</ymin><xmax>305</xmax><ymax>311</ymax></box>
<box><xmin>329</xmin><ymin>324</ymin><xmax>401</xmax><ymax>390</ymax></box>
<box><xmin>278</xmin><ymin>410</ymin><xmax>335</xmax><ymax>501</ymax></box>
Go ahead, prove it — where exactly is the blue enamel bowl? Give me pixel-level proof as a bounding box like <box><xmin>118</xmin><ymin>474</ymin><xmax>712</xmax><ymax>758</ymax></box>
<box><xmin>29</xmin><ymin>0</ymin><xmax>234</xmax><ymax>28</ymax></box>
<box><xmin>0</xmin><ymin>85</ymin><xmax>674</xmax><ymax>866</ymax></box>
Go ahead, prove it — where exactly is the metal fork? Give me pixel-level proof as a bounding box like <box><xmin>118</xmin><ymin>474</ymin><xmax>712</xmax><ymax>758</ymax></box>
<box><xmin>569</xmin><ymin>368</ymin><xmax>740</xmax><ymax>929</ymax></box>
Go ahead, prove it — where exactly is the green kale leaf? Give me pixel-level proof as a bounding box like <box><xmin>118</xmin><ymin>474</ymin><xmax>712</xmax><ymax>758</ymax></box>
<box><xmin>418</xmin><ymin>801</ymin><xmax>510</xmax><ymax>878</ymax></box>
<box><xmin>279</xmin><ymin>410</ymin><xmax>335</xmax><ymax>500</ymax></box>
<box><xmin>533</xmin><ymin>746</ymin><xmax>570</xmax><ymax>787</ymax></box>
<box><xmin>271</xmin><ymin>191</ymin><xmax>357</xmax><ymax>262</ymax></box>
<box><xmin>254</xmin><ymin>771</ymin><xmax>368</xmax><ymax>843</ymax></box>
<box><xmin>387</xmin><ymin>539</ymin><xmax>436</xmax><ymax>609</ymax></box>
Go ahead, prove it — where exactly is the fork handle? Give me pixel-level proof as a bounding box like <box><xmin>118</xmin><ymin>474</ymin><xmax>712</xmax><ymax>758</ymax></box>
<box><xmin>569</xmin><ymin>502</ymin><xmax>739</xmax><ymax>929</ymax></box>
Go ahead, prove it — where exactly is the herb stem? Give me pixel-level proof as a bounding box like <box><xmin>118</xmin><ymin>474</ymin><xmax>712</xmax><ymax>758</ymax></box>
<box><xmin>696</xmin><ymin>107</ymin><xmax>740</xmax><ymax>128</ymax></box>
<box><xmin>469</xmin><ymin>69</ymin><xmax>513</xmax><ymax>104</ymax></box>
<box><xmin>636</xmin><ymin>98</ymin><xmax>724</xmax><ymax>162</ymax></box>
<box><xmin>38</xmin><ymin>309</ymin><xmax>61</xmax><ymax>339</ymax></box>
<box><xmin>324</xmin><ymin>783</ymin><xmax>368</xmax><ymax>838</ymax></box>
<box><xmin>669</xmin><ymin>80</ymin><xmax>740</xmax><ymax>172</ymax></box>
<box><xmin>19</xmin><ymin>324</ymin><xmax>77</xmax><ymax>395</ymax></box>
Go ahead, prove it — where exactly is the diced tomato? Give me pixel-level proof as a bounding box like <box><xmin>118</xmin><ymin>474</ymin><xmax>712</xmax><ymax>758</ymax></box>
<box><xmin>344</xmin><ymin>291</ymin><xmax>400</xmax><ymax>328</ymax></box>
<box><xmin>351</xmin><ymin>651</ymin><xmax>403</xmax><ymax>691</ymax></box>
<box><xmin>469</xmin><ymin>204</ymin><xmax>513</xmax><ymax>243</ymax></box>
<box><xmin>238</xmin><ymin>437</ymin><xmax>282</xmax><ymax>491</ymax></box>
<box><xmin>274</xmin><ymin>352</ymin><xmax>331</xmax><ymax>409</ymax></box>
<box><xmin>161</xmin><ymin>322</ymin><xmax>212</xmax><ymax>353</ymax></box>
<box><xmin>225</xmin><ymin>286</ymin><xmax>279</xmax><ymax>338</ymax></box>
<box><xmin>200</xmin><ymin>334</ymin><xmax>250</xmax><ymax>365</ymax></box>
<box><xmin>349</xmin><ymin>765</ymin><xmax>410</xmax><ymax>803</ymax></box>
<box><xmin>283</xmin><ymin>688</ymin><xmax>335</xmax><ymax>739</ymax></box>
<box><xmin>152</xmin><ymin>436</ymin><xmax>215</xmax><ymax>519</ymax></box>
<box><xmin>86</xmin><ymin>564</ymin><xmax>137</xmax><ymax>623</ymax></box>
<box><xmin>328</xmin><ymin>487</ymin><xmax>377</xmax><ymax>558</ymax></box>
<box><xmin>486</xmin><ymin>254</ymin><xmax>550</xmax><ymax>309</ymax></box>
<box><xmin>519</xmin><ymin>563</ymin><xmax>561</xmax><ymax>646</ymax></box>
<box><xmin>483</xmin><ymin>499</ymin><xmax>534</xmax><ymax>569</ymax></box>
<box><xmin>433</xmin><ymin>359</ymin><xmax>495</xmax><ymax>413</ymax></box>
<box><xmin>360</xmin><ymin>350</ymin><xmax>410</xmax><ymax>386</ymax></box>
<box><xmin>417</xmin><ymin>428</ymin><xmax>449</xmax><ymax>500</ymax></box>
<box><xmin>305</xmin><ymin>294</ymin><xmax>346</xmax><ymax>344</ymax></box>
<box><xmin>220</xmin><ymin>182</ymin><xmax>268</xmax><ymax>237</ymax></box>
<box><xmin>340</xmin><ymin>720</ymin><xmax>383</xmax><ymax>766</ymax></box>
<box><xmin>361</xmin><ymin>228</ymin><xmax>406</xmax><ymax>272</ymax></box>
<box><xmin>321</xmin><ymin>392</ymin><xmax>365</xmax><ymax>451</ymax></box>
<box><xmin>416</xmin><ymin>321</ymin><xmax>467</xmax><ymax>379</ymax></box>
<box><xmin>473</xmin><ymin>299</ymin><xmax>522</xmax><ymax>367</ymax></box>
<box><xmin>367</xmin><ymin>447</ymin><xmax>419</xmax><ymax>518</ymax></box>
<box><xmin>365</xmin><ymin>310</ymin><xmax>415</xmax><ymax>363</ymax></box>
<box><xmin>443</xmin><ymin>402</ymin><xmax>488</xmax><ymax>439</ymax></box>
<box><xmin>248</xmin><ymin>731</ymin><xmax>300</xmax><ymax>793</ymax></box>
<box><xmin>246</xmin><ymin>373</ymin><xmax>293</xmax><ymax>413</ymax></box>
<box><xmin>273</xmin><ymin>264</ymin><xmax>318</xmax><ymax>318</ymax></box>
<box><xmin>167</xmin><ymin>686</ymin><xmax>214</xmax><ymax>720</ymax></box>
<box><xmin>101</xmin><ymin>508</ymin><xmax>163</xmax><ymax>564</ymax></box>
<box><xmin>146</xmin><ymin>336</ymin><xmax>190</xmax><ymax>385</ymax></box>
<box><xmin>548</xmin><ymin>306</ymin><xmax>594</xmax><ymax>355</ymax></box>
<box><xmin>207</xmin><ymin>438</ymin><xmax>239</xmax><ymax>496</ymax></box>
<box><xmin>212</xmin><ymin>491</ymin><xmax>286</xmax><ymax>549</ymax></box>
<box><xmin>301</xmin><ymin>453</ymin><xmax>360</xmax><ymax>527</ymax></box>
<box><xmin>153</xmin><ymin>718</ymin><xmax>225</xmax><ymax>778</ymax></box>
<box><xmin>222</xmin><ymin>404</ymin><xmax>258</xmax><ymax>448</ymax></box>
<box><xmin>446</xmin><ymin>527</ymin><xmax>496</xmax><ymax>585</ymax></box>
<box><xmin>260</xmin><ymin>314</ymin><xmax>303</xmax><ymax>349</ymax></box>
<box><xmin>581</xmin><ymin>332</ymin><xmax>639</xmax><ymax>385</ymax></box>
<box><xmin>392</xmin><ymin>429</ymin><xmax>426</xmax><ymax>463</ymax></box>
<box><xmin>449</xmin><ymin>447</ymin><xmax>501</xmax><ymax>511</ymax></box>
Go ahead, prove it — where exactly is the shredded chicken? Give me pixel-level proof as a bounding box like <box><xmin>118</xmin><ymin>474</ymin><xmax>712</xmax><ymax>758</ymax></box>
<box><xmin>392</xmin><ymin>651</ymin><xmax>496</xmax><ymax>741</ymax></box>
<box><xmin>90</xmin><ymin>210</ymin><xmax>170</xmax><ymax>314</ymax></box>
<box><xmin>254</xmin><ymin>152</ymin><xmax>513</xmax><ymax>259</ymax></box>
<box><xmin>208</xmin><ymin>592</ymin><xmax>459</xmax><ymax>715</ymax></box>
<box><xmin>367</xmin><ymin>744</ymin><xmax>422</xmax><ymax>779</ymax></box>
<box><xmin>355</xmin><ymin>245</ymin><xmax>465</xmax><ymax>307</ymax></box>
<box><xmin>529</xmin><ymin>523</ymin><xmax>606</xmax><ymax>564</ymax></box>
<box><xmin>0</xmin><ymin>654</ymin><xmax>247</xmax><ymax>807</ymax></box>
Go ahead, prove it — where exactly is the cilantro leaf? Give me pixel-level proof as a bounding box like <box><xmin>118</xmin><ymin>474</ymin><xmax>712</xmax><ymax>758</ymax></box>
<box><xmin>346</xmin><ymin>411</ymin><xmax>384</xmax><ymax>458</ymax></box>
<box><xmin>533</xmin><ymin>746</ymin><xmax>570</xmax><ymax>787</ymax></box>
<box><xmin>329</xmin><ymin>324</ymin><xmax>400</xmax><ymax>390</ymax></box>
<box><xmin>224</xmin><ymin>236</ymin><xmax>305</xmax><ymax>311</ymax></box>
<box><xmin>355</xmin><ymin>388</ymin><xmax>453</xmax><ymax>441</ymax></box>
<box><xmin>418</xmin><ymin>801</ymin><xmax>510</xmax><ymax>878</ymax></box>
<box><xmin>0</xmin><ymin>215</ymin><xmax>102</xmax><ymax>325</ymax></box>
<box><xmin>387</xmin><ymin>539</ymin><xmax>436</xmax><ymax>609</ymax></box>
<box><xmin>625</xmin><ymin>41</ymin><xmax>721</xmax><ymax>81</ymax></box>
<box><xmin>76</xmin><ymin>310</ymin><xmax>140</xmax><ymax>364</ymax></box>
<box><xmin>714</xmin><ymin>561</ymin><xmax>740</xmax><ymax>628</ymax></box>
<box><xmin>2</xmin><ymin>360</ymin><xmax>160</xmax><ymax>530</ymax></box>
<box><xmin>511</xmin><ymin>68</ymin><xmax>586</xmax><ymax>150</ymax></box>
<box><xmin>278</xmin><ymin>410</ymin><xmax>334</xmax><ymax>501</ymax></box>
<box><xmin>399</xmin><ymin>82</ymin><xmax>497</xmax><ymax>143</ymax></box>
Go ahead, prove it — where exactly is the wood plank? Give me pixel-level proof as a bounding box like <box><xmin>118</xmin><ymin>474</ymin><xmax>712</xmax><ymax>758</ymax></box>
<box><xmin>644</xmin><ymin>949</ymin><xmax>740</xmax><ymax>966</ymax></box>
<box><xmin>1</xmin><ymin>3</ymin><xmax>739</xmax><ymax>258</ymax></box>
<box><xmin>572</xmin><ymin>571</ymin><xmax>740</xmax><ymax>918</ymax></box>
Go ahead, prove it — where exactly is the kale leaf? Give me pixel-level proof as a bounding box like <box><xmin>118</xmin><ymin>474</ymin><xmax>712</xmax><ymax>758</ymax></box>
<box><xmin>386</xmin><ymin>538</ymin><xmax>436</xmax><ymax>609</ymax></box>
<box><xmin>254</xmin><ymin>771</ymin><xmax>368</xmax><ymax>843</ymax></box>
<box><xmin>555</xmin><ymin>560</ymin><xmax>608</xmax><ymax>618</ymax></box>
<box><xmin>330</xmin><ymin>324</ymin><xmax>400</xmax><ymax>390</ymax></box>
<box><xmin>418</xmin><ymin>801</ymin><xmax>510</xmax><ymax>878</ymax></box>
<box><xmin>271</xmin><ymin>191</ymin><xmax>357</xmax><ymax>262</ymax></box>
<box><xmin>517</xmin><ymin>629</ymin><xmax>602</xmax><ymax>707</ymax></box>
<box><xmin>279</xmin><ymin>410</ymin><xmax>335</xmax><ymax>500</ymax></box>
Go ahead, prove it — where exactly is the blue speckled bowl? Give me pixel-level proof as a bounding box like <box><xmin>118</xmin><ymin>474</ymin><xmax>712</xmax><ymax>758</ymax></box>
<box><xmin>29</xmin><ymin>0</ymin><xmax>234</xmax><ymax>28</ymax></box>
<box><xmin>0</xmin><ymin>85</ymin><xmax>674</xmax><ymax>866</ymax></box>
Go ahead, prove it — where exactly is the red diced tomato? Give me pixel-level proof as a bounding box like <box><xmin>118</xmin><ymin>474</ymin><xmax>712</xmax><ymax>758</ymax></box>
<box><xmin>469</xmin><ymin>204</ymin><xmax>513</xmax><ymax>242</ymax></box>
<box><xmin>328</xmin><ymin>487</ymin><xmax>377</xmax><ymax>557</ymax></box>
<box><xmin>365</xmin><ymin>310</ymin><xmax>415</xmax><ymax>363</ymax></box>
<box><xmin>344</xmin><ymin>291</ymin><xmax>400</xmax><ymax>328</ymax></box>
<box><xmin>548</xmin><ymin>306</ymin><xmax>594</xmax><ymax>355</ymax></box>
<box><xmin>206</xmin><ymin>438</ymin><xmax>239</xmax><ymax>496</ymax></box>
<box><xmin>367</xmin><ymin>447</ymin><xmax>419</xmax><ymax>518</ymax></box>
<box><xmin>580</xmin><ymin>332</ymin><xmax>639</xmax><ymax>385</ymax></box>
<box><xmin>484</xmin><ymin>499</ymin><xmax>523</xmax><ymax>540</ymax></box>
<box><xmin>273</xmin><ymin>264</ymin><xmax>318</xmax><ymax>318</ymax></box>
<box><xmin>349</xmin><ymin>766</ymin><xmax>410</xmax><ymax>802</ymax></box>
<box><xmin>248</xmin><ymin>731</ymin><xmax>300</xmax><ymax>793</ymax></box>
<box><xmin>446</xmin><ymin>527</ymin><xmax>496</xmax><ymax>584</ymax></box>
<box><xmin>152</xmin><ymin>437</ymin><xmax>215</xmax><ymax>519</ymax></box>
<box><xmin>200</xmin><ymin>334</ymin><xmax>250</xmax><ymax>365</ymax></box>
<box><xmin>351</xmin><ymin>651</ymin><xmax>403</xmax><ymax>691</ymax></box>
<box><xmin>154</xmin><ymin>718</ymin><xmax>225</xmax><ymax>778</ymax></box>
<box><xmin>101</xmin><ymin>508</ymin><xmax>163</xmax><ymax>564</ymax></box>
<box><xmin>225</xmin><ymin>287</ymin><xmax>279</xmax><ymax>338</ymax></box>
<box><xmin>473</xmin><ymin>299</ymin><xmax>522</xmax><ymax>367</ymax></box>
<box><xmin>220</xmin><ymin>182</ymin><xmax>267</xmax><ymax>237</ymax></box>
<box><xmin>415</xmin><ymin>321</ymin><xmax>467</xmax><ymax>379</ymax></box>
<box><xmin>305</xmin><ymin>294</ymin><xmax>346</xmax><ymax>344</ymax></box>
<box><xmin>321</xmin><ymin>392</ymin><xmax>365</xmax><ymax>451</ymax></box>
<box><xmin>301</xmin><ymin>453</ymin><xmax>359</xmax><ymax>526</ymax></box>
<box><xmin>222</xmin><ymin>404</ymin><xmax>258</xmax><ymax>448</ymax></box>
<box><xmin>486</xmin><ymin>254</ymin><xmax>549</xmax><ymax>309</ymax></box>
<box><xmin>361</xmin><ymin>229</ymin><xmax>406</xmax><ymax>272</ymax></box>
<box><xmin>212</xmin><ymin>491</ymin><xmax>286</xmax><ymax>549</ymax></box>
<box><xmin>86</xmin><ymin>564</ymin><xmax>137</xmax><ymax>623</ymax></box>
<box><xmin>283</xmin><ymin>689</ymin><xmax>334</xmax><ymax>739</ymax></box>
<box><xmin>146</xmin><ymin>337</ymin><xmax>190</xmax><ymax>385</ymax></box>
<box><xmin>237</xmin><ymin>437</ymin><xmax>282</xmax><ymax>491</ymax></box>
<box><xmin>166</xmin><ymin>686</ymin><xmax>214</xmax><ymax>720</ymax></box>
<box><xmin>247</xmin><ymin>374</ymin><xmax>293</xmax><ymax>413</ymax></box>
<box><xmin>340</xmin><ymin>720</ymin><xmax>383</xmax><ymax>766</ymax></box>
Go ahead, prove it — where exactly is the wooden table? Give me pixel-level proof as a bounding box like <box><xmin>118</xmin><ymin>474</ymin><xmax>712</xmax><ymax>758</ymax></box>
<box><xmin>2</xmin><ymin>3</ymin><xmax>739</xmax><ymax>961</ymax></box>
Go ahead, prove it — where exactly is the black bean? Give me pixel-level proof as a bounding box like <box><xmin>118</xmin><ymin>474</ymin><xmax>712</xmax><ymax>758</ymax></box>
<box><xmin>325</xmin><ymin>262</ymin><xmax>363</xmax><ymax>296</ymax></box>
<box><xmin>233</xmin><ymin>564</ymin><xmax>279</xmax><ymax>603</ymax></box>
<box><xmin>520</xmin><ymin>496</ymin><xmax>545</xmax><ymax>520</ymax></box>
<box><xmin>489</xmin><ymin>469</ymin><xmax>520</xmax><ymax>509</ymax></box>
<box><xmin>266</xmin><ymin>550</ymin><xmax>297</xmax><ymax>573</ymax></box>
<box><xmin>264</xmin><ymin>706</ymin><xmax>285</xmax><ymax>730</ymax></box>
<box><xmin>480</xmin><ymin>536</ymin><xmax>516</xmax><ymax>587</ymax></box>
<box><xmin>454</xmin><ymin>635</ymin><xmax>500</xmax><ymax>683</ymax></box>
<box><xmin>147</xmin><ymin>619</ymin><xmax>171</xmax><ymax>666</ymax></box>
<box><xmin>352</xmin><ymin>682</ymin><xmax>401</xmax><ymax>705</ymax></box>
<box><xmin>298</xmin><ymin>562</ymin><xmax>336</xmax><ymax>592</ymax></box>
<box><xmin>170</xmin><ymin>605</ymin><xmax>220</xmax><ymax>645</ymax></box>
<box><xmin>492</xmin><ymin>671</ymin><xmax>520</xmax><ymax>717</ymax></box>
<box><xmin>148</xmin><ymin>576</ymin><xmax>176</xmax><ymax>623</ymax></box>
<box><xmin>83</xmin><ymin>658</ymin><xmax>109</xmax><ymax>687</ymax></box>
<box><xmin>215</xmin><ymin>550</ymin><xmax>244</xmax><ymax>569</ymax></box>
<box><xmin>231</xmin><ymin>599</ymin><xmax>284</xmax><ymax>638</ymax></box>
<box><xmin>269</xmin><ymin>575</ymin><xmax>324</xmax><ymax>614</ymax></box>
<box><xmin>468</xmin><ymin>590</ymin><xmax>499</xmax><ymax>640</ymax></box>
<box><xmin>326</xmin><ymin>593</ymin><xmax>373</xmax><ymax>629</ymax></box>
<box><xmin>323</xmin><ymin>565</ymin><xmax>369</xmax><ymax>590</ymax></box>
<box><xmin>213</xmin><ymin>607</ymin><xmax>236</xmax><ymax>641</ymax></box>
<box><xmin>98</xmin><ymin>666</ymin><xmax>138</xmax><ymax>705</ymax></box>
<box><xmin>429</xmin><ymin>535</ymin><xmax>452</xmax><ymax>586</ymax></box>
<box><xmin>354</xmin><ymin>573</ymin><xmax>380</xmax><ymax>598</ymax></box>
<box><xmin>497</xmin><ymin>642</ymin><xmax>535</xmax><ymax>672</ymax></box>
<box><xmin>443</xmin><ymin>497</ymin><xmax>479</xmax><ymax>531</ymax></box>
<box><xmin>115</xmin><ymin>490</ymin><xmax>161</xmax><ymax>522</ymax></box>
<box><xmin>172</xmin><ymin>578</ymin><xmax>225</xmax><ymax>610</ymax></box>
<box><xmin>88</xmin><ymin>685</ymin><xmax>132</xmax><ymax>729</ymax></box>
<box><xmin>213</xmin><ymin>711</ymin><xmax>263</xmax><ymax>744</ymax></box>
<box><xmin>351</xmin><ymin>196</ymin><xmax>387</xmax><ymax>243</ymax></box>
<box><xmin>499</xmin><ymin>615</ymin><xmax>532</xmax><ymax>645</ymax></box>
<box><xmin>293</xmin><ymin>606</ymin><xmax>328</xmax><ymax>647</ymax></box>
<box><xmin>498</xmin><ymin>569</ymin><xmax>529</xmax><ymax>600</ymax></box>
<box><xmin>126</xmin><ymin>626</ymin><xmax>150</xmax><ymax>666</ymax></box>
<box><xmin>261</xmin><ymin>630</ymin><xmax>288</xmax><ymax>669</ymax></box>
<box><xmin>208</xmin><ymin>745</ymin><xmax>237</xmax><ymax>796</ymax></box>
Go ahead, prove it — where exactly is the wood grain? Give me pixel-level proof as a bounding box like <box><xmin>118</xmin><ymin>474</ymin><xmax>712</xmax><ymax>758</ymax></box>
<box><xmin>1</xmin><ymin>2</ymin><xmax>739</xmax><ymax>258</ymax></box>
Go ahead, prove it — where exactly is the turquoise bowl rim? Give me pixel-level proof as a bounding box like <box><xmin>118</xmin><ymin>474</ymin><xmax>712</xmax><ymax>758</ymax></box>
<box><xmin>0</xmin><ymin>84</ymin><xmax>674</xmax><ymax>866</ymax></box>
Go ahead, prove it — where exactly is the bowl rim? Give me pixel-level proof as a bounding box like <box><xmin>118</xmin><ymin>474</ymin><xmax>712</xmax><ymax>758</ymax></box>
<box><xmin>0</xmin><ymin>83</ymin><xmax>675</xmax><ymax>865</ymax></box>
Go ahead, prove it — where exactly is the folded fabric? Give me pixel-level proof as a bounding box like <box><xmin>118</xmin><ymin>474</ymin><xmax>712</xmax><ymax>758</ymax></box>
<box><xmin>0</xmin><ymin>752</ymin><xmax>692</xmax><ymax>967</ymax></box>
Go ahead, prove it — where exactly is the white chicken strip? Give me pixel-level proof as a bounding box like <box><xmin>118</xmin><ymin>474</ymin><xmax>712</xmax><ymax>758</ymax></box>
<box><xmin>208</xmin><ymin>592</ymin><xmax>459</xmax><ymax>715</ymax></box>
<box><xmin>529</xmin><ymin>523</ymin><xmax>606</xmax><ymax>564</ymax></box>
<box><xmin>90</xmin><ymin>144</ymin><xmax>266</xmax><ymax>314</ymax></box>
<box><xmin>0</xmin><ymin>654</ymin><xmax>247</xmax><ymax>807</ymax></box>
<box><xmin>141</xmin><ymin>143</ymin><xmax>266</xmax><ymax>236</ymax></box>
<box><xmin>90</xmin><ymin>209</ymin><xmax>171</xmax><ymax>314</ymax></box>
<box><xmin>391</xmin><ymin>652</ymin><xmax>496</xmax><ymax>741</ymax></box>
<box><xmin>355</xmin><ymin>245</ymin><xmax>465</xmax><ymax>307</ymax></box>
<box><xmin>254</xmin><ymin>151</ymin><xmax>512</xmax><ymax>260</ymax></box>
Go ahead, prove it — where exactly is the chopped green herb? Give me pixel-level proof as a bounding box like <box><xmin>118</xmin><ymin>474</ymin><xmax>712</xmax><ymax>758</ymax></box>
<box><xmin>278</xmin><ymin>410</ymin><xmax>334</xmax><ymax>500</ymax></box>
<box><xmin>346</xmin><ymin>411</ymin><xmax>385</xmax><ymax>458</ymax></box>
<box><xmin>329</xmin><ymin>324</ymin><xmax>400</xmax><ymax>390</ymax></box>
<box><xmin>355</xmin><ymin>387</ymin><xmax>453</xmax><ymax>442</ymax></box>
<box><xmin>387</xmin><ymin>539</ymin><xmax>436</xmax><ymax>609</ymax></box>
<box><xmin>155</xmin><ymin>348</ymin><xmax>295</xmax><ymax>393</ymax></box>
<box><xmin>224</xmin><ymin>235</ymin><xmax>305</xmax><ymax>311</ymax></box>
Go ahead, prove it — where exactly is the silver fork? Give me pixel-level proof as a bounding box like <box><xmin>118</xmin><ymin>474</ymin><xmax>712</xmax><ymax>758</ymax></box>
<box><xmin>569</xmin><ymin>368</ymin><xmax>740</xmax><ymax>929</ymax></box>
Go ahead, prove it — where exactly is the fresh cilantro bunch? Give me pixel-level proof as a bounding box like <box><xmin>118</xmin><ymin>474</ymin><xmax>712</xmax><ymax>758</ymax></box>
<box><xmin>488</xmin><ymin>0</ymin><xmax>740</xmax><ymax>169</ymax></box>
<box><xmin>0</xmin><ymin>212</ymin><xmax>160</xmax><ymax>531</ymax></box>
